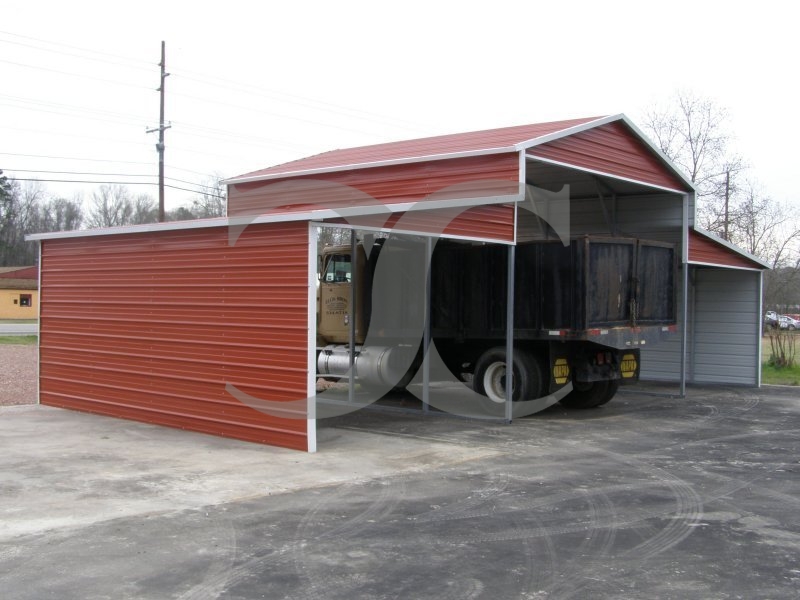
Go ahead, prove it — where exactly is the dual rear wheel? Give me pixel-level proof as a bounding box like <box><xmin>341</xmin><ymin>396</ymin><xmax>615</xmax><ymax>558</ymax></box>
<box><xmin>472</xmin><ymin>346</ymin><xmax>619</xmax><ymax>408</ymax></box>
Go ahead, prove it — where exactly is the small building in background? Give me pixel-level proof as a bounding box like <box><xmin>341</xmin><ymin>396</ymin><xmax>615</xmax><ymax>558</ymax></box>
<box><xmin>0</xmin><ymin>266</ymin><xmax>39</xmax><ymax>319</ymax></box>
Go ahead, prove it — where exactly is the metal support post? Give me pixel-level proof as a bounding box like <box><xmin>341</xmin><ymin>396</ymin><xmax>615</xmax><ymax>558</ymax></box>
<box><xmin>349</xmin><ymin>230</ymin><xmax>357</xmax><ymax>404</ymax></box>
<box><xmin>505</xmin><ymin>244</ymin><xmax>515</xmax><ymax>423</ymax></box>
<box><xmin>423</xmin><ymin>236</ymin><xmax>432</xmax><ymax>413</ymax></box>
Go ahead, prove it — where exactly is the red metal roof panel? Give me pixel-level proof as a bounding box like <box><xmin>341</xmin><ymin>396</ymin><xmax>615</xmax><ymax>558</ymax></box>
<box><xmin>688</xmin><ymin>229</ymin><xmax>767</xmax><ymax>270</ymax></box>
<box><xmin>231</xmin><ymin>117</ymin><xmax>602</xmax><ymax>181</ymax></box>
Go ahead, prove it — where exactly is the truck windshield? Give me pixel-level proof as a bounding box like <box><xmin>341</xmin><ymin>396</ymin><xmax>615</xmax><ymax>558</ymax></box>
<box><xmin>323</xmin><ymin>254</ymin><xmax>351</xmax><ymax>283</ymax></box>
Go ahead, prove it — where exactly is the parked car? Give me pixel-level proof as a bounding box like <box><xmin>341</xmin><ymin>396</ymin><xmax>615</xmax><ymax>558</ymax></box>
<box><xmin>765</xmin><ymin>311</ymin><xmax>779</xmax><ymax>329</ymax></box>
<box><xmin>778</xmin><ymin>315</ymin><xmax>799</xmax><ymax>330</ymax></box>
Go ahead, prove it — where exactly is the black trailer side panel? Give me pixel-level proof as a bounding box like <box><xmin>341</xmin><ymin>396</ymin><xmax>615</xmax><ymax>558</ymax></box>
<box><xmin>636</xmin><ymin>243</ymin><xmax>675</xmax><ymax>323</ymax></box>
<box><xmin>430</xmin><ymin>237</ymin><xmax>675</xmax><ymax>340</ymax></box>
<box><xmin>585</xmin><ymin>239</ymin><xmax>636</xmax><ymax>328</ymax></box>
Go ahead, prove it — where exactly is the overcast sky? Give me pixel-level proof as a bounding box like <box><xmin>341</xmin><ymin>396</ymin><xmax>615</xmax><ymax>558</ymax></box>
<box><xmin>2</xmin><ymin>0</ymin><xmax>798</xmax><ymax>212</ymax></box>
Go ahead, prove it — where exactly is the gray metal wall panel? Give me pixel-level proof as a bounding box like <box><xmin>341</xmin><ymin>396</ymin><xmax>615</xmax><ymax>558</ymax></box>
<box><xmin>640</xmin><ymin>267</ymin><xmax>761</xmax><ymax>385</ymax></box>
<box><xmin>639</xmin><ymin>270</ymin><xmax>685</xmax><ymax>382</ymax></box>
<box><xmin>691</xmin><ymin>268</ymin><xmax>759</xmax><ymax>385</ymax></box>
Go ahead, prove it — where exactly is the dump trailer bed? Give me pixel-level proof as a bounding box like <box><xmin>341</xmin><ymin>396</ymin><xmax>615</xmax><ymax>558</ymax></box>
<box><xmin>430</xmin><ymin>236</ymin><xmax>677</xmax><ymax>348</ymax></box>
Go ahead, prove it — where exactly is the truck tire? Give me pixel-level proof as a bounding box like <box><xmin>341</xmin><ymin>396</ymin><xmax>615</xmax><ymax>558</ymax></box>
<box><xmin>559</xmin><ymin>379</ymin><xmax>618</xmax><ymax>409</ymax></box>
<box><xmin>473</xmin><ymin>348</ymin><xmax>542</xmax><ymax>403</ymax></box>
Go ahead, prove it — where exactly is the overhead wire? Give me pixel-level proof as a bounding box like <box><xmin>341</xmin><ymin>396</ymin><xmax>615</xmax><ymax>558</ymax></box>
<box><xmin>0</xmin><ymin>31</ymin><xmax>443</xmax><ymax>196</ymax></box>
<box><xmin>0</xmin><ymin>152</ymin><xmax>217</xmax><ymax>178</ymax></box>
<box><xmin>7</xmin><ymin>177</ymin><xmax>225</xmax><ymax>199</ymax></box>
<box><xmin>5</xmin><ymin>168</ymin><xmax>223</xmax><ymax>192</ymax></box>
<box><xmin>0</xmin><ymin>58</ymin><xmax>153</xmax><ymax>90</ymax></box>
<box><xmin>0</xmin><ymin>30</ymin><xmax>153</xmax><ymax>68</ymax></box>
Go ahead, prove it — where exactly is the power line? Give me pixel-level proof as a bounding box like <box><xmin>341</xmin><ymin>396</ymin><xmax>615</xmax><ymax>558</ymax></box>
<box><xmin>0</xmin><ymin>95</ymin><xmax>311</xmax><ymax>153</ymax></box>
<box><xmin>4</xmin><ymin>168</ymin><xmax>220</xmax><ymax>192</ymax></box>
<box><xmin>0</xmin><ymin>29</ymin><xmax>428</xmax><ymax>136</ymax></box>
<box><xmin>0</xmin><ymin>58</ymin><xmax>152</xmax><ymax>90</ymax></box>
<box><xmin>7</xmin><ymin>177</ymin><xmax>225</xmax><ymax>199</ymax></box>
<box><xmin>0</xmin><ymin>93</ymin><xmax>151</xmax><ymax>125</ymax></box>
<box><xmin>0</xmin><ymin>151</ymin><xmax>216</xmax><ymax>178</ymax></box>
<box><xmin>0</xmin><ymin>30</ymin><xmax>152</xmax><ymax>68</ymax></box>
<box><xmin>169</xmin><ymin>89</ymin><xmax>390</xmax><ymax>139</ymax></box>
<box><xmin>172</xmin><ymin>70</ymin><xmax>429</xmax><ymax>133</ymax></box>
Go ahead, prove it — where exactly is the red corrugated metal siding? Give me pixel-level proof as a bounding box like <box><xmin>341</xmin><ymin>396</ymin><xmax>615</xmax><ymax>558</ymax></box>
<box><xmin>39</xmin><ymin>221</ymin><xmax>310</xmax><ymax>451</ymax></box>
<box><xmin>529</xmin><ymin>121</ymin><xmax>691</xmax><ymax>192</ymax></box>
<box><xmin>233</xmin><ymin>117</ymin><xmax>600</xmax><ymax>180</ymax></box>
<box><xmin>688</xmin><ymin>229</ymin><xmax>764</xmax><ymax>269</ymax></box>
<box><xmin>228</xmin><ymin>153</ymin><xmax>521</xmax><ymax>218</ymax></box>
<box><xmin>326</xmin><ymin>204</ymin><xmax>516</xmax><ymax>243</ymax></box>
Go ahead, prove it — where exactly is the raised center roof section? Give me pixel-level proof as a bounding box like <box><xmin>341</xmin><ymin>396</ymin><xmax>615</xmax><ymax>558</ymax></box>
<box><xmin>227</xmin><ymin>116</ymin><xmax>605</xmax><ymax>183</ymax></box>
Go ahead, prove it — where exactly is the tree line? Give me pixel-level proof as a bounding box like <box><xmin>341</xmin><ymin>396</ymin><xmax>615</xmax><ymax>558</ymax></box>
<box><xmin>0</xmin><ymin>173</ymin><xmax>226</xmax><ymax>266</ymax></box>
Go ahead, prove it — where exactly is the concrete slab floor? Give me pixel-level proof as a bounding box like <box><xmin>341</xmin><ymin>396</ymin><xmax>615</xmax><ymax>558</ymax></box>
<box><xmin>1</xmin><ymin>386</ymin><xmax>799</xmax><ymax>599</ymax></box>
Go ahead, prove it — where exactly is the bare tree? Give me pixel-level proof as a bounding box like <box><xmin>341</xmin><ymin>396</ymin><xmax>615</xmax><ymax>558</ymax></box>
<box><xmin>191</xmin><ymin>174</ymin><xmax>227</xmax><ymax>218</ymax></box>
<box><xmin>642</xmin><ymin>91</ymin><xmax>744</xmax><ymax>236</ymax></box>
<box><xmin>0</xmin><ymin>176</ymin><xmax>84</xmax><ymax>265</ymax></box>
<box><xmin>131</xmin><ymin>194</ymin><xmax>158</xmax><ymax>224</ymax></box>
<box><xmin>43</xmin><ymin>196</ymin><xmax>84</xmax><ymax>232</ymax></box>
<box><xmin>728</xmin><ymin>181</ymin><xmax>800</xmax><ymax>269</ymax></box>
<box><xmin>86</xmin><ymin>185</ymin><xmax>157</xmax><ymax>228</ymax></box>
<box><xmin>643</xmin><ymin>91</ymin><xmax>800</xmax><ymax>312</ymax></box>
<box><xmin>86</xmin><ymin>185</ymin><xmax>133</xmax><ymax>228</ymax></box>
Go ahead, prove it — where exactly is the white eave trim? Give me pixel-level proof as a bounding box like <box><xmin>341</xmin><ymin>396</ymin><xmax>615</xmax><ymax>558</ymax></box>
<box><xmin>225</xmin><ymin>146</ymin><xmax>519</xmax><ymax>185</ymax></box>
<box><xmin>687</xmin><ymin>260</ymin><xmax>765</xmax><ymax>272</ymax></box>
<box><xmin>524</xmin><ymin>153</ymin><xmax>688</xmax><ymax>195</ymax></box>
<box><xmin>25</xmin><ymin>193</ymin><xmax>524</xmax><ymax>242</ymax></box>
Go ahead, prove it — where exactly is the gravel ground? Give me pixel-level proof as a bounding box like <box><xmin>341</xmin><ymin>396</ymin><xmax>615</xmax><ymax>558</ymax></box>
<box><xmin>0</xmin><ymin>344</ymin><xmax>37</xmax><ymax>406</ymax></box>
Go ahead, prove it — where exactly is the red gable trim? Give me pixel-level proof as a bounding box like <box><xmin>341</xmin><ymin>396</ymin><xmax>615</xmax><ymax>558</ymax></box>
<box><xmin>528</xmin><ymin>121</ymin><xmax>692</xmax><ymax>193</ymax></box>
<box><xmin>689</xmin><ymin>229</ymin><xmax>767</xmax><ymax>270</ymax></box>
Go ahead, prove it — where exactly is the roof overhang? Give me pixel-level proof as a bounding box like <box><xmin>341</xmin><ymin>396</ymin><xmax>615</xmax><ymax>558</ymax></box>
<box><xmin>26</xmin><ymin>193</ymin><xmax>524</xmax><ymax>243</ymax></box>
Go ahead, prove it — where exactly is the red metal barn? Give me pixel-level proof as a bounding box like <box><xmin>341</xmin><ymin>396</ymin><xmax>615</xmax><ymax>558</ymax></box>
<box><xmin>30</xmin><ymin>115</ymin><xmax>768</xmax><ymax>451</ymax></box>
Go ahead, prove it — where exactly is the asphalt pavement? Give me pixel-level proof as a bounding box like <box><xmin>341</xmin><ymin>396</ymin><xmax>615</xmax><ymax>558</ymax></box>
<box><xmin>1</xmin><ymin>385</ymin><xmax>799</xmax><ymax>599</ymax></box>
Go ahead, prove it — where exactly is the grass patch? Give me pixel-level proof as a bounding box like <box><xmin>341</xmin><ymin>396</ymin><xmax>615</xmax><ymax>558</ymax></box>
<box><xmin>762</xmin><ymin>361</ymin><xmax>800</xmax><ymax>386</ymax></box>
<box><xmin>761</xmin><ymin>333</ymin><xmax>800</xmax><ymax>385</ymax></box>
<box><xmin>0</xmin><ymin>335</ymin><xmax>38</xmax><ymax>345</ymax></box>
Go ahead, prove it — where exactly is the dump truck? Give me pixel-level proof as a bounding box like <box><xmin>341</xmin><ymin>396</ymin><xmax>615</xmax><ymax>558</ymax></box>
<box><xmin>317</xmin><ymin>235</ymin><xmax>676</xmax><ymax>408</ymax></box>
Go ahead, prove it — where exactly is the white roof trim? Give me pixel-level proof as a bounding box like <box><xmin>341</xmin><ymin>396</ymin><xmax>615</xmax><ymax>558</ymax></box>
<box><xmin>687</xmin><ymin>260</ymin><xmax>764</xmax><ymax>272</ymax></box>
<box><xmin>311</xmin><ymin>221</ymin><xmax>516</xmax><ymax>246</ymax></box>
<box><xmin>225</xmin><ymin>146</ymin><xmax>519</xmax><ymax>185</ymax></box>
<box><xmin>26</xmin><ymin>193</ymin><xmax>523</xmax><ymax>242</ymax></box>
<box><xmin>525</xmin><ymin>153</ymin><xmax>688</xmax><ymax>195</ymax></box>
<box><xmin>691</xmin><ymin>226</ymin><xmax>771</xmax><ymax>270</ymax></box>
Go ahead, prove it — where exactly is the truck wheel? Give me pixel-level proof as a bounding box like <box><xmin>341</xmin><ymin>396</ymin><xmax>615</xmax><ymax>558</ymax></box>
<box><xmin>559</xmin><ymin>380</ymin><xmax>616</xmax><ymax>409</ymax></box>
<box><xmin>594</xmin><ymin>379</ymin><xmax>620</xmax><ymax>407</ymax></box>
<box><xmin>473</xmin><ymin>348</ymin><xmax>542</xmax><ymax>403</ymax></box>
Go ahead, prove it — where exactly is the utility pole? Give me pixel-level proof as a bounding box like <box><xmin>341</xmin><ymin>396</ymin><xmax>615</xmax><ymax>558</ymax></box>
<box><xmin>147</xmin><ymin>41</ymin><xmax>170</xmax><ymax>222</ymax></box>
<box><xmin>723</xmin><ymin>169</ymin><xmax>730</xmax><ymax>241</ymax></box>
